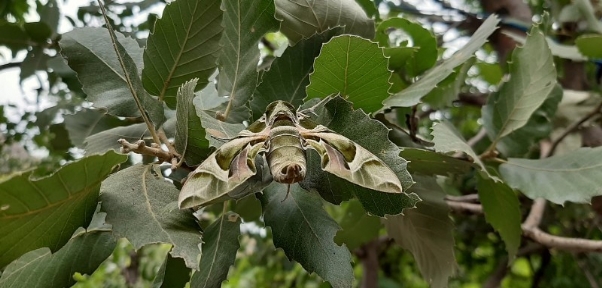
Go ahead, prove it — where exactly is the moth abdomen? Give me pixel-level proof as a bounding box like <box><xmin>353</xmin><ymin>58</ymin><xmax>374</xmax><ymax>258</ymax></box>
<box><xmin>266</xmin><ymin>126</ymin><xmax>307</xmax><ymax>184</ymax></box>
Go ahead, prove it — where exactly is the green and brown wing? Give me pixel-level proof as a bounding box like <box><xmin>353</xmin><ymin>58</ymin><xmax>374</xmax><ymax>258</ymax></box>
<box><xmin>302</xmin><ymin>126</ymin><xmax>403</xmax><ymax>194</ymax></box>
<box><xmin>178</xmin><ymin>134</ymin><xmax>267</xmax><ymax>209</ymax></box>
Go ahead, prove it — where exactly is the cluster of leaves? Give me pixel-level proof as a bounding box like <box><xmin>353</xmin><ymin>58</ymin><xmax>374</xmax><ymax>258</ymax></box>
<box><xmin>3</xmin><ymin>0</ymin><xmax>602</xmax><ymax>287</ymax></box>
<box><xmin>0</xmin><ymin>0</ymin><xmax>161</xmax><ymax>174</ymax></box>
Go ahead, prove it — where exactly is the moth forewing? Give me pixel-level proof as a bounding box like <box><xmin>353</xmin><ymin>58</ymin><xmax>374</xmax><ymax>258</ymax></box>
<box><xmin>302</xmin><ymin>130</ymin><xmax>404</xmax><ymax>194</ymax></box>
<box><xmin>178</xmin><ymin>133</ymin><xmax>268</xmax><ymax>209</ymax></box>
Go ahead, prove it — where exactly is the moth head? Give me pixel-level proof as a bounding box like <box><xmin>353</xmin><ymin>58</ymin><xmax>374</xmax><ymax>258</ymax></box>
<box><xmin>265</xmin><ymin>101</ymin><xmax>297</xmax><ymax>125</ymax></box>
<box><xmin>274</xmin><ymin>163</ymin><xmax>305</xmax><ymax>184</ymax></box>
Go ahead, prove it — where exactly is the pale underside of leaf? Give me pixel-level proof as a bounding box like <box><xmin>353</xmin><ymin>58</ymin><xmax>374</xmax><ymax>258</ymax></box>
<box><xmin>382</xmin><ymin>15</ymin><xmax>500</xmax><ymax>108</ymax></box>
<box><xmin>483</xmin><ymin>24</ymin><xmax>557</xmax><ymax>145</ymax></box>
<box><xmin>101</xmin><ymin>164</ymin><xmax>202</xmax><ymax>269</ymax></box>
<box><xmin>500</xmin><ymin>146</ymin><xmax>602</xmax><ymax>204</ymax></box>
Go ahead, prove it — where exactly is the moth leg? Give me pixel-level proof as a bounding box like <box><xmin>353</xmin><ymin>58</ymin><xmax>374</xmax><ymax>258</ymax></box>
<box><xmin>281</xmin><ymin>184</ymin><xmax>291</xmax><ymax>202</ymax></box>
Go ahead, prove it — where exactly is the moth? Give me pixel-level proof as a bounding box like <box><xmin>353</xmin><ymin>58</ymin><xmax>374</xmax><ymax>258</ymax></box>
<box><xmin>178</xmin><ymin>100</ymin><xmax>403</xmax><ymax>209</ymax></box>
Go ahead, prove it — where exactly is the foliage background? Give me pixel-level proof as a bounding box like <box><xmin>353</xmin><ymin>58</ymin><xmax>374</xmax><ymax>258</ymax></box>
<box><xmin>1</xmin><ymin>0</ymin><xmax>602</xmax><ymax>287</ymax></box>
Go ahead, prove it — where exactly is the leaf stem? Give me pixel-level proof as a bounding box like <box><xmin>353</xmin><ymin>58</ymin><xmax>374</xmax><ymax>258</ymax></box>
<box><xmin>157</xmin><ymin>129</ymin><xmax>181</xmax><ymax>169</ymax></box>
<box><xmin>96</xmin><ymin>0</ymin><xmax>161</xmax><ymax>146</ymax></box>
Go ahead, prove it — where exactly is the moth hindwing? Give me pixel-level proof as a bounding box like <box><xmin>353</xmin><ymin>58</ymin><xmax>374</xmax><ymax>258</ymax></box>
<box><xmin>178</xmin><ymin>101</ymin><xmax>403</xmax><ymax>209</ymax></box>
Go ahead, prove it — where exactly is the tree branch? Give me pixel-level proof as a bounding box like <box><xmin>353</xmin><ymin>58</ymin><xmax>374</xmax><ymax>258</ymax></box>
<box><xmin>445</xmin><ymin>194</ymin><xmax>480</xmax><ymax>202</ymax></box>
<box><xmin>357</xmin><ymin>238</ymin><xmax>385</xmax><ymax>288</ymax></box>
<box><xmin>446</xmin><ymin>200</ymin><xmax>483</xmax><ymax>214</ymax></box>
<box><xmin>483</xmin><ymin>244</ymin><xmax>546</xmax><ymax>288</ymax></box>
<box><xmin>0</xmin><ymin>62</ymin><xmax>22</xmax><ymax>72</ymax></box>
<box><xmin>118</xmin><ymin>139</ymin><xmax>173</xmax><ymax>163</ymax></box>
<box><xmin>456</xmin><ymin>92</ymin><xmax>488</xmax><ymax>107</ymax></box>
<box><xmin>549</xmin><ymin>100</ymin><xmax>602</xmax><ymax>155</ymax></box>
<box><xmin>447</xmin><ymin>197</ymin><xmax>602</xmax><ymax>252</ymax></box>
<box><xmin>157</xmin><ymin>128</ymin><xmax>181</xmax><ymax>169</ymax></box>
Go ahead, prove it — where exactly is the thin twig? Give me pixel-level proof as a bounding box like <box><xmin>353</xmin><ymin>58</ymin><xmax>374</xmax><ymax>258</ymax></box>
<box><xmin>445</xmin><ymin>194</ymin><xmax>480</xmax><ymax>202</ymax></box>
<box><xmin>446</xmin><ymin>200</ymin><xmax>483</xmax><ymax>214</ymax></box>
<box><xmin>157</xmin><ymin>129</ymin><xmax>181</xmax><ymax>169</ymax></box>
<box><xmin>467</xmin><ymin>128</ymin><xmax>488</xmax><ymax>147</ymax></box>
<box><xmin>549</xmin><ymin>101</ymin><xmax>602</xmax><ymax>155</ymax></box>
<box><xmin>455</xmin><ymin>128</ymin><xmax>487</xmax><ymax>158</ymax></box>
<box><xmin>522</xmin><ymin>198</ymin><xmax>546</xmax><ymax>228</ymax></box>
<box><xmin>118</xmin><ymin>139</ymin><xmax>172</xmax><ymax>163</ymax></box>
<box><xmin>0</xmin><ymin>62</ymin><xmax>22</xmax><ymax>71</ymax></box>
<box><xmin>448</xmin><ymin>198</ymin><xmax>602</xmax><ymax>252</ymax></box>
<box><xmin>522</xmin><ymin>227</ymin><xmax>602</xmax><ymax>252</ymax></box>
<box><xmin>574</xmin><ymin>255</ymin><xmax>601</xmax><ymax>288</ymax></box>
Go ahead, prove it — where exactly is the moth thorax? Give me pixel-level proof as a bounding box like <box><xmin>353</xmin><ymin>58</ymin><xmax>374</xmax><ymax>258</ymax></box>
<box><xmin>267</xmin><ymin>126</ymin><xmax>307</xmax><ymax>184</ymax></box>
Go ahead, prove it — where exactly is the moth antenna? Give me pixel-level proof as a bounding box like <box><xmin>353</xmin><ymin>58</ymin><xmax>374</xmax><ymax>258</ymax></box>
<box><xmin>281</xmin><ymin>184</ymin><xmax>291</xmax><ymax>202</ymax></box>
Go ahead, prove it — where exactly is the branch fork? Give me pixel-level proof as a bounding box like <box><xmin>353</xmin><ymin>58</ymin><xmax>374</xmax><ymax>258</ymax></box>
<box><xmin>118</xmin><ymin>138</ymin><xmax>181</xmax><ymax>169</ymax></box>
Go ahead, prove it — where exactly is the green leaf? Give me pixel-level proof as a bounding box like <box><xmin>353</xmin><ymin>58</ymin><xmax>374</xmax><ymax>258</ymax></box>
<box><xmin>142</xmin><ymin>0</ymin><xmax>222</xmax><ymax>107</ymax></box>
<box><xmin>20</xmin><ymin>46</ymin><xmax>49</xmax><ymax>82</ymax></box>
<box><xmin>259</xmin><ymin>183</ymin><xmax>353</xmax><ymax>288</ymax></box>
<box><xmin>217</xmin><ymin>0</ymin><xmax>279</xmax><ymax>123</ymax></box>
<box><xmin>431</xmin><ymin>121</ymin><xmax>494</xmax><ymax>179</ymax></box>
<box><xmin>503</xmin><ymin>31</ymin><xmax>587</xmax><ymax>61</ymax></box>
<box><xmin>251</xmin><ymin>29</ymin><xmax>342</xmax><ymax>121</ymax></box>
<box><xmin>482</xmin><ymin>24</ymin><xmax>557</xmax><ymax>148</ymax></box>
<box><xmin>193</xmin><ymin>73</ymin><xmax>228</xmax><ymax>113</ymax></box>
<box><xmin>495</xmin><ymin>84</ymin><xmax>562</xmax><ymax>157</ymax></box>
<box><xmin>422</xmin><ymin>57</ymin><xmax>474</xmax><ymax>109</ymax></box>
<box><xmin>100</xmin><ymin>164</ymin><xmax>202</xmax><ymax>269</ymax></box>
<box><xmin>175</xmin><ymin>79</ymin><xmax>210</xmax><ymax>165</ymax></box>
<box><xmin>0</xmin><ymin>22</ymin><xmax>31</xmax><ymax>55</ymax></box>
<box><xmin>355</xmin><ymin>0</ymin><xmax>378</xmax><ymax>20</ymax></box>
<box><xmin>153</xmin><ymin>254</ymin><xmax>191</xmax><ymax>288</ymax></box>
<box><xmin>190</xmin><ymin>212</ymin><xmax>241</xmax><ymax>288</ymax></box>
<box><xmin>195</xmin><ymin>92</ymin><xmax>245</xmax><ymax>148</ymax></box>
<box><xmin>84</xmin><ymin>123</ymin><xmax>147</xmax><ymax>155</ymax></box>
<box><xmin>300</xmin><ymin>96</ymin><xmax>420</xmax><ymax>216</ymax></box>
<box><xmin>400</xmin><ymin>148</ymin><xmax>473</xmax><ymax>176</ymax></box>
<box><xmin>382</xmin><ymin>15</ymin><xmax>499</xmax><ymax>108</ymax></box>
<box><xmin>60</xmin><ymin>27</ymin><xmax>164</xmax><ymax>125</ymax></box>
<box><xmin>477</xmin><ymin>61</ymin><xmax>503</xmax><ymax>85</ymax></box>
<box><xmin>375</xmin><ymin>18</ymin><xmax>437</xmax><ymax>77</ymax></box>
<box><xmin>231</xmin><ymin>195</ymin><xmax>262</xmax><ymax>222</ymax></box>
<box><xmin>499</xmin><ymin>147</ymin><xmax>602</xmax><ymax>205</ymax></box>
<box><xmin>23</xmin><ymin>22</ymin><xmax>51</xmax><ymax>43</ymax></box>
<box><xmin>306</xmin><ymin>35</ymin><xmax>391</xmax><ymax>113</ymax></box>
<box><xmin>333</xmin><ymin>200</ymin><xmax>380</xmax><ymax>250</ymax></box>
<box><xmin>275</xmin><ymin>0</ymin><xmax>374</xmax><ymax>45</ymax></box>
<box><xmin>384</xmin><ymin>46</ymin><xmax>417</xmax><ymax>72</ymax></box>
<box><xmin>64</xmin><ymin>108</ymin><xmax>132</xmax><ymax>148</ymax></box>
<box><xmin>476</xmin><ymin>173</ymin><xmax>521</xmax><ymax>260</ymax></box>
<box><xmin>38</xmin><ymin>0</ymin><xmax>60</xmax><ymax>34</ymax></box>
<box><xmin>383</xmin><ymin>175</ymin><xmax>456</xmax><ymax>288</ymax></box>
<box><xmin>0</xmin><ymin>230</ymin><xmax>116</xmax><ymax>287</ymax></box>
<box><xmin>0</xmin><ymin>151</ymin><xmax>127</xmax><ymax>268</ymax></box>
<box><xmin>576</xmin><ymin>34</ymin><xmax>602</xmax><ymax>59</ymax></box>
